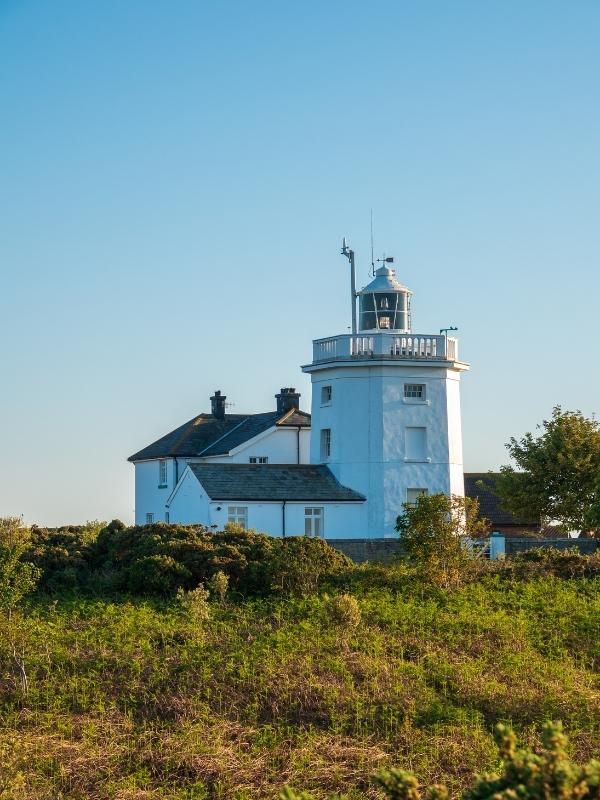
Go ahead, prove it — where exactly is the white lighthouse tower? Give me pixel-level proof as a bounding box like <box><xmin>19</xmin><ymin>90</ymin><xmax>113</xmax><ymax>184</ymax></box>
<box><xmin>302</xmin><ymin>243</ymin><xmax>469</xmax><ymax>538</ymax></box>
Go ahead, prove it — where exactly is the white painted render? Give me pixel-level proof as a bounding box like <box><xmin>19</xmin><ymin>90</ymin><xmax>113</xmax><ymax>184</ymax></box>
<box><xmin>133</xmin><ymin>425</ymin><xmax>310</xmax><ymax>525</ymax></box>
<box><xmin>166</xmin><ymin>466</ymin><xmax>366</xmax><ymax>537</ymax></box>
<box><xmin>303</xmin><ymin>358</ymin><xmax>468</xmax><ymax>538</ymax></box>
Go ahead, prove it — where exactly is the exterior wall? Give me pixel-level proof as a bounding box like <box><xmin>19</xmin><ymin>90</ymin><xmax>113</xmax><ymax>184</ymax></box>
<box><xmin>166</xmin><ymin>475</ymin><xmax>365</xmax><ymax>538</ymax></box>
<box><xmin>306</xmin><ymin>363</ymin><xmax>466</xmax><ymax>538</ymax></box>
<box><xmin>201</xmin><ymin>426</ymin><xmax>310</xmax><ymax>465</ymax></box>
<box><xmin>167</xmin><ymin>469</ymin><xmax>210</xmax><ymax>525</ymax></box>
<box><xmin>133</xmin><ymin>427</ymin><xmax>310</xmax><ymax>523</ymax></box>
<box><xmin>134</xmin><ymin>458</ymin><xmax>176</xmax><ymax>524</ymax></box>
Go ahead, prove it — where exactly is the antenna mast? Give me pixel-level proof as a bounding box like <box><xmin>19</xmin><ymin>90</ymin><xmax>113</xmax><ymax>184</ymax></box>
<box><xmin>370</xmin><ymin>209</ymin><xmax>375</xmax><ymax>276</ymax></box>
<box><xmin>341</xmin><ymin>238</ymin><xmax>357</xmax><ymax>334</ymax></box>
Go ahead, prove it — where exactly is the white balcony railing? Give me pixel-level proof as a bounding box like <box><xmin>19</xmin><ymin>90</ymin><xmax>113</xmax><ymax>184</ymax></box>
<box><xmin>312</xmin><ymin>333</ymin><xmax>458</xmax><ymax>363</ymax></box>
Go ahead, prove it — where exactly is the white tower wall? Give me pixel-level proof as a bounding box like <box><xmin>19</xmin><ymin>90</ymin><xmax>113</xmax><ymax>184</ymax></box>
<box><xmin>303</xmin><ymin>336</ymin><xmax>469</xmax><ymax>539</ymax></box>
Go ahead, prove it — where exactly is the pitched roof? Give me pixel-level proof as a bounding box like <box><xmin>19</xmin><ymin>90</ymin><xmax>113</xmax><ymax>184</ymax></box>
<box><xmin>464</xmin><ymin>472</ymin><xmax>539</xmax><ymax>527</ymax></box>
<box><xmin>187</xmin><ymin>463</ymin><xmax>365</xmax><ymax>502</ymax></box>
<box><xmin>128</xmin><ymin>409</ymin><xmax>311</xmax><ymax>462</ymax></box>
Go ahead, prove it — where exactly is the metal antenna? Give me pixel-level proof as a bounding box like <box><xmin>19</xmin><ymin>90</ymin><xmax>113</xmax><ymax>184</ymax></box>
<box><xmin>370</xmin><ymin>209</ymin><xmax>375</xmax><ymax>276</ymax></box>
<box><xmin>341</xmin><ymin>238</ymin><xmax>358</xmax><ymax>334</ymax></box>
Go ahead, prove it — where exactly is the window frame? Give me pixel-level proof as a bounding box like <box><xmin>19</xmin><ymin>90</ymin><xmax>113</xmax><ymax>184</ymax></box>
<box><xmin>227</xmin><ymin>505</ymin><xmax>248</xmax><ymax>528</ymax></box>
<box><xmin>406</xmin><ymin>488</ymin><xmax>428</xmax><ymax>505</ymax></box>
<box><xmin>320</xmin><ymin>428</ymin><xmax>331</xmax><ymax>461</ymax></box>
<box><xmin>403</xmin><ymin>383</ymin><xmax>426</xmax><ymax>401</ymax></box>
<box><xmin>145</xmin><ymin>512</ymin><xmax>154</xmax><ymax>524</ymax></box>
<box><xmin>249</xmin><ymin>456</ymin><xmax>269</xmax><ymax>464</ymax></box>
<box><xmin>304</xmin><ymin>507</ymin><xmax>324</xmax><ymax>538</ymax></box>
<box><xmin>158</xmin><ymin>459</ymin><xmax>168</xmax><ymax>487</ymax></box>
<box><xmin>320</xmin><ymin>385</ymin><xmax>332</xmax><ymax>405</ymax></box>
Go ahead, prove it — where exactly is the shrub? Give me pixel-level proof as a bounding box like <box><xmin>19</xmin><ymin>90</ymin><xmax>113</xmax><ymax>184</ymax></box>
<box><xmin>396</xmin><ymin>494</ymin><xmax>489</xmax><ymax>588</ymax></box>
<box><xmin>208</xmin><ymin>570</ymin><xmax>229</xmax><ymax>602</ymax></box>
<box><xmin>0</xmin><ymin>518</ymin><xmax>40</xmax><ymax>614</ymax></box>
<box><xmin>325</xmin><ymin>593</ymin><xmax>361</xmax><ymax>630</ymax></box>
<box><xmin>267</xmin><ymin>536</ymin><xmax>353</xmax><ymax>596</ymax></box>
<box><xmin>127</xmin><ymin>554</ymin><xmax>192</xmax><ymax>595</ymax></box>
<box><xmin>176</xmin><ymin>584</ymin><xmax>210</xmax><ymax>624</ymax></box>
<box><xmin>28</xmin><ymin>524</ymin><xmax>96</xmax><ymax>592</ymax></box>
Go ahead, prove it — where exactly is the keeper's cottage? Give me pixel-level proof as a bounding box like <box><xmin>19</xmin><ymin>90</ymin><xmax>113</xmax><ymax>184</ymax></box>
<box><xmin>129</xmin><ymin>244</ymin><xmax>469</xmax><ymax>538</ymax></box>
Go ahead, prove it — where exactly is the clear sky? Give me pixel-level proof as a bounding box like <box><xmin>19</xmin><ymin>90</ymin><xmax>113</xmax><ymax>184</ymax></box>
<box><xmin>1</xmin><ymin>0</ymin><xmax>598</xmax><ymax>526</ymax></box>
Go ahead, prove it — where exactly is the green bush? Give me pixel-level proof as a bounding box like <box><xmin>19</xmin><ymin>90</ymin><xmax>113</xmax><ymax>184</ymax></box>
<box><xmin>267</xmin><ymin>535</ymin><xmax>353</xmax><ymax>596</ymax></box>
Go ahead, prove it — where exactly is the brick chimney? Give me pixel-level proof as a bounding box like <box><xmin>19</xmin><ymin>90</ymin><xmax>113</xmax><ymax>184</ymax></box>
<box><xmin>210</xmin><ymin>390</ymin><xmax>226</xmax><ymax>420</ymax></box>
<box><xmin>275</xmin><ymin>387</ymin><xmax>300</xmax><ymax>415</ymax></box>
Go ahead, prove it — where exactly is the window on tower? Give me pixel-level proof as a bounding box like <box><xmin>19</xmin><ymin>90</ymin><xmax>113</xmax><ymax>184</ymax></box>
<box><xmin>406</xmin><ymin>488</ymin><xmax>428</xmax><ymax>505</ymax></box>
<box><xmin>320</xmin><ymin>428</ymin><xmax>331</xmax><ymax>461</ymax></box>
<box><xmin>404</xmin><ymin>383</ymin><xmax>426</xmax><ymax>400</ymax></box>
<box><xmin>321</xmin><ymin>385</ymin><xmax>332</xmax><ymax>404</ymax></box>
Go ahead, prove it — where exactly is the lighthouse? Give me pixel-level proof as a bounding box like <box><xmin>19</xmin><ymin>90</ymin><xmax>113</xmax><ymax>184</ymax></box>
<box><xmin>302</xmin><ymin>244</ymin><xmax>469</xmax><ymax>538</ymax></box>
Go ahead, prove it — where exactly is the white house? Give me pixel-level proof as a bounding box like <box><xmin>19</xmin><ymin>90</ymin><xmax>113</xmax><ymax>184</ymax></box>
<box><xmin>128</xmin><ymin>248</ymin><xmax>469</xmax><ymax>539</ymax></box>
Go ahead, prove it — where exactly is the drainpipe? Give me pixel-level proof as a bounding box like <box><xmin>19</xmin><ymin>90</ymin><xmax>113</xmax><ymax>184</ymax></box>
<box><xmin>296</xmin><ymin>426</ymin><xmax>301</xmax><ymax>464</ymax></box>
<box><xmin>282</xmin><ymin>500</ymin><xmax>286</xmax><ymax>537</ymax></box>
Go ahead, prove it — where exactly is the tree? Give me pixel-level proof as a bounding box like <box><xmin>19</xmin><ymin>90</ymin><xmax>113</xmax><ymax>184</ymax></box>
<box><xmin>395</xmin><ymin>494</ymin><xmax>489</xmax><ymax>587</ymax></box>
<box><xmin>0</xmin><ymin>518</ymin><xmax>40</xmax><ymax>615</ymax></box>
<box><xmin>496</xmin><ymin>407</ymin><xmax>600</xmax><ymax>535</ymax></box>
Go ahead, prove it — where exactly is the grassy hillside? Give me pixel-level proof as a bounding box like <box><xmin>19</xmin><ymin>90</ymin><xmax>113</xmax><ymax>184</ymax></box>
<box><xmin>1</xmin><ymin>568</ymin><xmax>598</xmax><ymax>799</ymax></box>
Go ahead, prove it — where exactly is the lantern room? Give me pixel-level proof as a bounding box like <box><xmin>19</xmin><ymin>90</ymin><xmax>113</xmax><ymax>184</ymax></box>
<box><xmin>358</xmin><ymin>264</ymin><xmax>412</xmax><ymax>333</ymax></box>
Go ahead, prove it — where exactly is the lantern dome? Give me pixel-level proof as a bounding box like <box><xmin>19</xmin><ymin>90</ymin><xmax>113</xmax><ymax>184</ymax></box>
<box><xmin>358</xmin><ymin>265</ymin><xmax>412</xmax><ymax>332</ymax></box>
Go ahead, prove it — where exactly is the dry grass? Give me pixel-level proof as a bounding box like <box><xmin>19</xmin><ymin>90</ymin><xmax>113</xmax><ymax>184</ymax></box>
<box><xmin>0</xmin><ymin>574</ymin><xmax>598</xmax><ymax>798</ymax></box>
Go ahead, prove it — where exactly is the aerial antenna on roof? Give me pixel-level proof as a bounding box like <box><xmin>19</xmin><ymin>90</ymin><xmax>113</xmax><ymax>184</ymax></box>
<box><xmin>341</xmin><ymin>237</ymin><xmax>358</xmax><ymax>335</ymax></box>
<box><xmin>370</xmin><ymin>209</ymin><xmax>375</xmax><ymax>276</ymax></box>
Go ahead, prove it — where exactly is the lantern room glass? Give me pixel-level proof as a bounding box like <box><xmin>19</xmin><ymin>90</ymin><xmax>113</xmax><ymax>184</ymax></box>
<box><xmin>359</xmin><ymin>291</ymin><xmax>410</xmax><ymax>332</ymax></box>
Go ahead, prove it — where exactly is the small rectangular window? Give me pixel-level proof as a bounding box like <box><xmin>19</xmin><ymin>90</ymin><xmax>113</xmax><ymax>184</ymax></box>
<box><xmin>165</xmin><ymin>511</ymin><xmax>170</xmax><ymax>523</ymax></box>
<box><xmin>159</xmin><ymin>459</ymin><xmax>168</xmax><ymax>486</ymax></box>
<box><xmin>320</xmin><ymin>428</ymin><xmax>331</xmax><ymax>461</ymax></box>
<box><xmin>405</xmin><ymin>427</ymin><xmax>427</xmax><ymax>460</ymax></box>
<box><xmin>321</xmin><ymin>385</ymin><xmax>332</xmax><ymax>404</ymax></box>
<box><xmin>406</xmin><ymin>488</ymin><xmax>428</xmax><ymax>505</ymax></box>
<box><xmin>227</xmin><ymin>506</ymin><xmax>248</xmax><ymax>528</ymax></box>
<box><xmin>404</xmin><ymin>383</ymin><xmax>425</xmax><ymax>399</ymax></box>
<box><xmin>249</xmin><ymin>456</ymin><xmax>268</xmax><ymax>464</ymax></box>
<box><xmin>146</xmin><ymin>513</ymin><xmax>154</xmax><ymax>524</ymax></box>
<box><xmin>304</xmin><ymin>507</ymin><xmax>324</xmax><ymax>538</ymax></box>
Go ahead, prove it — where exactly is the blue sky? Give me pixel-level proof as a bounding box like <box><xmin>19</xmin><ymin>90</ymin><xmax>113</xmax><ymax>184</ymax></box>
<box><xmin>1</xmin><ymin>0</ymin><xmax>598</xmax><ymax>525</ymax></box>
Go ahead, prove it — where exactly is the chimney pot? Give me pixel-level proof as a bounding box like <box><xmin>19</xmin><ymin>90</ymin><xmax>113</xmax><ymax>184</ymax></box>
<box><xmin>275</xmin><ymin>387</ymin><xmax>300</xmax><ymax>415</ymax></box>
<box><xmin>210</xmin><ymin>390</ymin><xmax>226</xmax><ymax>420</ymax></box>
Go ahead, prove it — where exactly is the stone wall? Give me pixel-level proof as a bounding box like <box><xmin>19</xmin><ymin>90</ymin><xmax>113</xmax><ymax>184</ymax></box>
<box><xmin>504</xmin><ymin>537</ymin><xmax>599</xmax><ymax>556</ymax></box>
<box><xmin>327</xmin><ymin>536</ymin><xmax>598</xmax><ymax>564</ymax></box>
<box><xmin>327</xmin><ymin>538</ymin><xmax>404</xmax><ymax>563</ymax></box>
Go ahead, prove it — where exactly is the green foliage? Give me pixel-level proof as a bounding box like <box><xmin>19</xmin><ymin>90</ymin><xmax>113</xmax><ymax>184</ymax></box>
<box><xmin>268</xmin><ymin>535</ymin><xmax>353</xmax><ymax>596</ymax></box>
<box><xmin>325</xmin><ymin>593</ymin><xmax>361</xmax><ymax>630</ymax></box>
<box><xmin>176</xmin><ymin>583</ymin><xmax>210</xmax><ymax>624</ymax></box>
<box><xmin>284</xmin><ymin>723</ymin><xmax>600</xmax><ymax>799</ymax></box>
<box><xmin>497</xmin><ymin>407</ymin><xmax>600</xmax><ymax>534</ymax></box>
<box><xmin>28</xmin><ymin>522</ymin><xmax>102</xmax><ymax>592</ymax></box>
<box><xmin>0</xmin><ymin>518</ymin><xmax>40</xmax><ymax>613</ymax></box>
<box><xmin>395</xmin><ymin>494</ymin><xmax>489</xmax><ymax>587</ymax></box>
<box><xmin>208</xmin><ymin>569</ymin><xmax>229</xmax><ymax>602</ymax></box>
<box><xmin>0</xmin><ymin>573</ymin><xmax>597</xmax><ymax>798</ymax></box>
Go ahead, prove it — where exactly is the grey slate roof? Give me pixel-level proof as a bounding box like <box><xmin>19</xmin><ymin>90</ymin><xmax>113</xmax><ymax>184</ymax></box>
<box><xmin>464</xmin><ymin>472</ymin><xmax>539</xmax><ymax>527</ymax></box>
<box><xmin>128</xmin><ymin>409</ymin><xmax>310</xmax><ymax>462</ymax></box>
<box><xmin>188</xmin><ymin>463</ymin><xmax>365</xmax><ymax>502</ymax></box>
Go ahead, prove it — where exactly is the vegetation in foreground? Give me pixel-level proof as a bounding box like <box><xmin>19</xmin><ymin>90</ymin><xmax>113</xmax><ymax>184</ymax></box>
<box><xmin>0</xmin><ymin>516</ymin><xmax>598</xmax><ymax>798</ymax></box>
